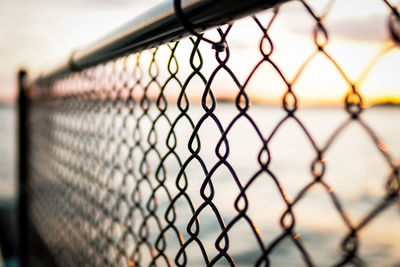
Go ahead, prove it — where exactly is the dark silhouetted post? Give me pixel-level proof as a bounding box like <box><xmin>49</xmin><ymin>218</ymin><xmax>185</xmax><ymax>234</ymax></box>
<box><xmin>18</xmin><ymin>69</ymin><xmax>29</xmax><ymax>267</ymax></box>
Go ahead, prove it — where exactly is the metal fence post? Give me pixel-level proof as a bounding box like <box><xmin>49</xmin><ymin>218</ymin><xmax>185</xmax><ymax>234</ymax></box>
<box><xmin>18</xmin><ymin>69</ymin><xmax>29</xmax><ymax>267</ymax></box>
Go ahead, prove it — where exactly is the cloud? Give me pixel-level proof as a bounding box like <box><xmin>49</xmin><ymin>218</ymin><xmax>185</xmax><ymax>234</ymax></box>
<box><xmin>326</xmin><ymin>14</ymin><xmax>389</xmax><ymax>42</ymax></box>
<box><xmin>285</xmin><ymin>12</ymin><xmax>390</xmax><ymax>42</ymax></box>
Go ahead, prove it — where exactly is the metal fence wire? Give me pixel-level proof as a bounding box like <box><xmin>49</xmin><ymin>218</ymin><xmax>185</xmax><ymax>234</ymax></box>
<box><xmin>25</xmin><ymin>0</ymin><xmax>400</xmax><ymax>266</ymax></box>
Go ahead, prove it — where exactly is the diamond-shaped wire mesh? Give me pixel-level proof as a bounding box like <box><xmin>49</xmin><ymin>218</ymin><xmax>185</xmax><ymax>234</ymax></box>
<box><xmin>27</xmin><ymin>0</ymin><xmax>400</xmax><ymax>266</ymax></box>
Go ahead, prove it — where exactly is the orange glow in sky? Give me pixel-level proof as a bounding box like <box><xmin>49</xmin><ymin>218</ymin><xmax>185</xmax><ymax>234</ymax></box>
<box><xmin>0</xmin><ymin>0</ymin><xmax>399</xmax><ymax>106</ymax></box>
<box><xmin>191</xmin><ymin>0</ymin><xmax>400</xmax><ymax>107</ymax></box>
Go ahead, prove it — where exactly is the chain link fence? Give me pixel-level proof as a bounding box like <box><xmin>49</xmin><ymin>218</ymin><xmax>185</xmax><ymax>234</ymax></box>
<box><xmin>24</xmin><ymin>0</ymin><xmax>400</xmax><ymax>266</ymax></box>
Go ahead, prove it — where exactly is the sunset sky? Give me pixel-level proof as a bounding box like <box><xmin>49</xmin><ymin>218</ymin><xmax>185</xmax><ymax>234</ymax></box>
<box><xmin>0</xmin><ymin>0</ymin><xmax>162</xmax><ymax>101</ymax></box>
<box><xmin>0</xmin><ymin>0</ymin><xmax>399</xmax><ymax>105</ymax></box>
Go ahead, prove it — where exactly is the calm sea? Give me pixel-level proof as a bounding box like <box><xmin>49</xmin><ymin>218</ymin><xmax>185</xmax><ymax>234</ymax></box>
<box><xmin>139</xmin><ymin>104</ymin><xmax>400</xmax><ymax>266</ymax></box>
<box><xmin>0</xmin><ymin>105</ymin><xmax>16</xmax><ymax>200</ymax></box>
<box><xmin>1</xmin><ymin>104</ymin><xmax>399</xmax><ymax>266</ymax></box>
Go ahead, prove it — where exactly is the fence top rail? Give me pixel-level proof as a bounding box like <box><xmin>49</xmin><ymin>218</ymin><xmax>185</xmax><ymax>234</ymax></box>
<box><xmin>37</xmin><ymin>0</ymin><xmax>287</xmax><ymax>82</ymax></box>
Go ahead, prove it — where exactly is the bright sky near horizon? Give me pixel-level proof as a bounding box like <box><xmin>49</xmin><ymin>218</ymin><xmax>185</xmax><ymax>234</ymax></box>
<box><xmin>0</xmin><ymin>0</ymin><xmax>399</xmax><ymax>104</ymax></box>
<box><xmin>0</xmin><ymin>0</ymin><xmax>163</xmax><ymax>101</ymax></box>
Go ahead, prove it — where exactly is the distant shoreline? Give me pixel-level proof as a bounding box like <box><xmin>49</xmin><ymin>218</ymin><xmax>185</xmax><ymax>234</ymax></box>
<box><xmin>0</xmin><ymin>102</ymin><xmax>15</xmax><ymax>109</ymax></box>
